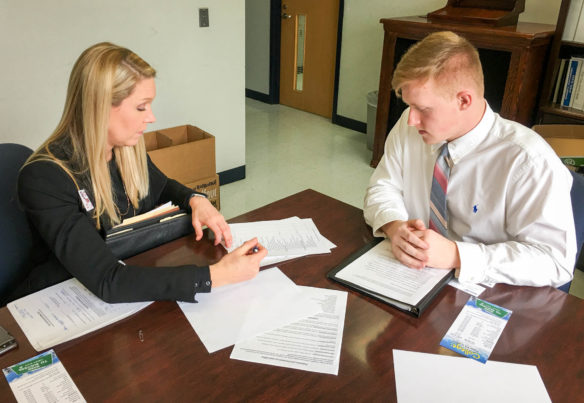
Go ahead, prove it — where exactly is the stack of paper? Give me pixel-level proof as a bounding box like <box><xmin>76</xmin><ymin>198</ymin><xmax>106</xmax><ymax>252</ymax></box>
<box><xmin>178</xmin><ymin>267</ymin><xmax>347</xmax><ymax>375</ymax></box>
<box><xmin>227</xmin><ymin>217</ymin><xmax>336</xmax><ymax>266</ymax></box>
<box><xmin>7</xmin><ymin>278</ymin><xmax>152</xmax><ymax>351</ymax></box>
<box><xmin>231</xmin><ymin>285</ymin><xmax>347</xmax><ymax>375</ymax></box>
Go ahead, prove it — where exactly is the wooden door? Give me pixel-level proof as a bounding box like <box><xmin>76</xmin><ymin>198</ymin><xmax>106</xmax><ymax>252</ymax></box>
<box><xmin>280</xmin><ymin>0</ymin><xmax>339</xmax><ymax>118</ymax></box>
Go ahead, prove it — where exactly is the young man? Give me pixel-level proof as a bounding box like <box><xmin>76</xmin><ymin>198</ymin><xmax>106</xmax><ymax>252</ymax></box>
<box><xmin>364</xmin><ymin>31</ymin><xmax>576</xmax><ymax>287</ymax></box>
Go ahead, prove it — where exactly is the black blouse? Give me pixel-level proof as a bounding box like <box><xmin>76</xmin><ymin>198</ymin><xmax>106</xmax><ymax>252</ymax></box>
<box><xmin>11</xmin><ymin>151</ymin><xmax>212</xmax><ymax>304</ymax></box>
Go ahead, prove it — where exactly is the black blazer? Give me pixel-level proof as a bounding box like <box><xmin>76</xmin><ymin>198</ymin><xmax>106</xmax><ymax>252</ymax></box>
<box><xmin>10</xmin><ymin>151</ymin><xmax>211</xmax><ymax>304</ymax></box>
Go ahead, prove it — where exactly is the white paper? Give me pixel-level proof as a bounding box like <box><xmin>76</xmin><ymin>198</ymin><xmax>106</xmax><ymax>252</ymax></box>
<box><xmin>3</xmin><ymin>350</ymin><xmax>86</xmax><ymax>403</ymax></box>
<box><xmin>178</xmin><ymin>267</ymin><xmax>320</xmax><ymax>353</ymax></box>
<box><xmin>7</xmin><ymin>278</ymin><xmax>152</xmax><ymax>351</ymax></box>
<box><xmin>227</xmin><ymin>217</ymin><xmax>335</xmax><ymax>258</ymax></box>
<box><xmin>335</xmin><ymin>239</ymin><xmax>451</xmax><ymax>307</ymax></box>
<box><xmin>231</xmin><ymin>286</ymin><xmax>347</xmax><ymax>375</ymax></box>
<box><xmin>448</xmin><ymin>278</ymin><xmax>485</xmax><ymax>297</ymax></box>
<box><xmin>393</xmin><ymin>350</ymin><xmax>551</xmax><ymax>403</ymax></box>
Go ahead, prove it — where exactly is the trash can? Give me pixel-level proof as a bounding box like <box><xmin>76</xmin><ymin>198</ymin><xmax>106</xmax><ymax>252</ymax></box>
<box><xmin>366</xmin><ymin>91</ymin><xmax>378</xmax><ymax>150</ymax></box>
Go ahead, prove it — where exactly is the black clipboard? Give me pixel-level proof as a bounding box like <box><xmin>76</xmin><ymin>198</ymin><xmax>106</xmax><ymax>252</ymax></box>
<box><xmin>327</xmin><ymin>238</ymin><xmax>454</xmax><ymax>317</ymax></box>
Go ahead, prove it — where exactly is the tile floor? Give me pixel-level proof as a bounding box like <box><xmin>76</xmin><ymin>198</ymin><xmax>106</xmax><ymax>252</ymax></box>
<box><xmin>221</xmin><ymin>98</ymin><xmax>583</xmax><ymax>299</ymax></box>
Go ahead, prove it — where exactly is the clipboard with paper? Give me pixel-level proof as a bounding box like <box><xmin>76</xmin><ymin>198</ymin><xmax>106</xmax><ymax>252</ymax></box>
<box><xmin>327</xmin><ymin>238</ymin><xmax>453</xmax><ymax>317</ymax></box>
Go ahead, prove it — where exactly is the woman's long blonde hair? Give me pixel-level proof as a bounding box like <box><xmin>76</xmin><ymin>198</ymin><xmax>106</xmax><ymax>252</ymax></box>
<box><xmin>27</xmin><ymin>42</ymin><xmax>156</xmax><ymax>228</ymax></box>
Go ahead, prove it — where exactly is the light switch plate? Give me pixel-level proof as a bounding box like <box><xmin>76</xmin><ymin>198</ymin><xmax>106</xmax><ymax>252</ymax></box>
<box><xmin>199</xmin><ymin>8</ymin><xmax>209</xmax><ymax>27</ymax></box>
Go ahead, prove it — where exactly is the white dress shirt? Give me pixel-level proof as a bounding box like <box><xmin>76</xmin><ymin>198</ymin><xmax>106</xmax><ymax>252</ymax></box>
<box><xmin>364</xmin><ymin>104</ymin><xmax>576</xmax><ymax>287</ymax></box>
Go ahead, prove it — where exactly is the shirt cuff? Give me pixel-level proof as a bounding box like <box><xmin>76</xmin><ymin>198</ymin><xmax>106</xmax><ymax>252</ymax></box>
<box><xmin>456</xmin><ymin>241</ymin><xmax>488</xmax><ymax>284</ymax></box>
<box><xmin>372</xmin><ymin>211</ymin><xmax>408</xmax><ymax>238</ymax></box>
<box><xmin>193</xmin><ymin>266</ymin><xmax>212</xmax><ymax>302</ymax></box>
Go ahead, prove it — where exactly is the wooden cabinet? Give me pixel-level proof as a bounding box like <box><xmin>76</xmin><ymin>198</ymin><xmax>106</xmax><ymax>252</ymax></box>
<box><xmin>371</xmin><ymin>16</ymin><xmax>554</xmax><ymax>167</ymax></box>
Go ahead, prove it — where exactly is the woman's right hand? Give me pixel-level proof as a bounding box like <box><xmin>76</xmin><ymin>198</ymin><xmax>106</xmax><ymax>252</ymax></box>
<box><xmin>209</xmin><ymin>238</ymin><xmax>268</xmax><ymax>288</ymax></box>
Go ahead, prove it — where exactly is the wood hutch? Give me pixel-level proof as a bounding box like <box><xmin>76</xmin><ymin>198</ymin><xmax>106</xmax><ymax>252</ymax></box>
<box><xmin>371</xmin><ymin>0</ymin><xmax>555</xmax><ymax>167</ymax></box>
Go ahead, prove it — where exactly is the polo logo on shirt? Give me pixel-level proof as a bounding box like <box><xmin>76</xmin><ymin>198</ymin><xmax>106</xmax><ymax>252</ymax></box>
<box><xmin>78</xmin><ymin>189</ymin><xmax>94</xmax><ymax>212</ymax></box>
<box><xmin>473</xmin><ymin>204</ymin><xmax>478</xmax><ymax>214</ymax></box>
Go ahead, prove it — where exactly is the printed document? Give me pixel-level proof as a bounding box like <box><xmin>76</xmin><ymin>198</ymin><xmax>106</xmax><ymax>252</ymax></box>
<box><xmin>440</xmin><ymin>297</ymin><xmax>512</xmax><ymax>363</ymax></box>
<box><xmin>334</xmin><ymin>239</ymin><xmax>451</xmax><ymax>309</ymax></box>
<box><xmin>227</xmin><ymin>217</ymin><xmax>335</xmax><ymax>266</ymax></box>
<box><xmin>8</xmin><ymin>278</ymin><xmax>152</xmax><ymax>351</ymax></box>
<box><xmin>3</xmin><ymin>350</ymin><xmax>86</xmax><ymax>403</ymax></box>
<box><xmin>231</xmin><ymin>286</ymin><xmax>347</xmax><ymax>375</ymax></box>
<box><xmin>393</xmin><ymin>350</ymin><xmax>551</xmax><ymax>403</ymax></box>
<box><xmin>178</xmin><ymin>267</ymin><xmax>320</xmax><ymax>353</ymax></box>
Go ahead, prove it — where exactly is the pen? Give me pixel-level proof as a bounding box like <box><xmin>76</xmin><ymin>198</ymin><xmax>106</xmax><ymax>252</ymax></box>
<box><xmin>251</xmin><ymin>246</ymin><xmax>259</xmax><ymax>253</ymax></box>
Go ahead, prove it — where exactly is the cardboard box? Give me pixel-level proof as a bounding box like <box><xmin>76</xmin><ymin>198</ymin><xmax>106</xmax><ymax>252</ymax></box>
<box><xmin>186</xmin><ymin>174</ymin><xmax>220</xmax><ymax>210</ymax></box>
<box><xmin>144</xmin><ymin>125</ymin><xmax>216</xmax><ymax>184</ymax></box>
<box><xmin>532</xmin><ymin>125</ymin><xmax>584</xmax><ymax>170</ymax></box>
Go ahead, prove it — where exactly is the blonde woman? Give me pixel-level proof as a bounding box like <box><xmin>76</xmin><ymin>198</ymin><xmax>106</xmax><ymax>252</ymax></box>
<box><xmin>11</xmin><ymin>42</ymin><xmax>266</xmax><ymax>304</ymax></box>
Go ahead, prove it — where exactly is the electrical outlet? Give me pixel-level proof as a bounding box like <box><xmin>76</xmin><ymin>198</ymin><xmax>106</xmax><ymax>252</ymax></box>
<box><xmin>199</xmin><ymin>8</ymin><xmax>209</xmax><ymax>27</ymax></box>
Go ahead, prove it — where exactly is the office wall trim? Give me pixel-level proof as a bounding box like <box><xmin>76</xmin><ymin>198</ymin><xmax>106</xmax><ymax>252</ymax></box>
<box><xmin>331</xmin><ymin>0</ymin><xmax>345</xmax><ymax>122</ymax></box>
<box><xmin>218</xmin><ymin>165</ymin><xmax>246</xmax><ymax>185</ymax></box>
<box><xmin>268</xmin><ymin>0</ymin><xmax>281</xmax><ymax>104</ymax></box>
<box><xmin>245</xmin><ymin>89</ymin><xmax>273</xmax><ymax>104</ymax></box>
<box><xmin>332</xmin><ymin>114</ymin><xmax>366</xmax><ymax>134</ymax></box>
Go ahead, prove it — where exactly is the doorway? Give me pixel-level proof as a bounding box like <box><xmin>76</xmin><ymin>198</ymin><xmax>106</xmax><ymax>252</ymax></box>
<box><xmin>279</xmin><ymin>0</ymin><xmax>340</xmax><ymax>118</ymax></box>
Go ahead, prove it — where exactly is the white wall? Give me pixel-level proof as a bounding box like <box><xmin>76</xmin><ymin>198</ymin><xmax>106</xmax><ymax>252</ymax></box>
<box><xmin>0</xmin><ymin>0</ymin><xmax>245</xmax><ymax>173</ymax></box>
<box><xmin>336</xmin><ymin>1</ymin><xmax>443</xmax><ymax>123</ymax></box>
<box><xmin>246</xmin><ymin>0</ymin><xmax>271</xmax><ymax>94</ymax></box>
<box><xmin>336</xmin><ymin>0</ymin><xmax>563</xmax><ymax>123</ymax></box>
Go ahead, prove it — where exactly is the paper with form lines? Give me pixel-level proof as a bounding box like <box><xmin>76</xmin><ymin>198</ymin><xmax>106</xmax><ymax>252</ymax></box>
<box><xmin>178</xmin><ymin>267</ymin><xmax>320</xmax><ymax>353</ymax></box>
<box><xmin>8</xmin><ymin>278</ymin><xmax>152</xmax><ymax>351</ymax></box>
<box><xmin>231</xmin><ymin>286</ymin><xmax>347</xmax><ymax>375</ymax></box>
<box><xmin>226</xmin><ymin>217</ymin><xmax>335</xmax><ymax>266</ymax></box>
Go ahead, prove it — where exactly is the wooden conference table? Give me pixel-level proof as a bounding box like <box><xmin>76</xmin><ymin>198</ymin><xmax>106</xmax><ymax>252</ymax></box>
<box><xmin>0</xmin><ymin>189</ymin><xmax>583</xmax><ymax>402</ymax></box>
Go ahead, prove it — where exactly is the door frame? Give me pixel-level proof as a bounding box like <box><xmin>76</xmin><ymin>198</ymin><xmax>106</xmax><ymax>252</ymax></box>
<box><xmin>265</xmin><ymin>0</ymin><xmax>347</xmax><ymax>127</ymax></box>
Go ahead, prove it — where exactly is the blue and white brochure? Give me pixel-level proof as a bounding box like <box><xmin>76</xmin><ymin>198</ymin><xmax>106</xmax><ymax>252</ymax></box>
<box><xmin>440</xmin><ymin>297</ymin><xmax>512</xmax><ymax>363</ymax></box>
<box><xmin>3</xmin><ymin>349</ymin><xmax>86</xmax><ymax>402</ymax></box>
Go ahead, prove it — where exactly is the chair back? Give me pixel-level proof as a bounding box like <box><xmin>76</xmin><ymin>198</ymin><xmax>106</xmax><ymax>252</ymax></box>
<box><xmin>571</xmin><ymin>170</ymin><xmax>584</xmax><ymax>271</ymax></box>
<box><xmin>0</xmin><ymin>143</ymin><xmax>34</xmax><ymax>303</ymax></box>
<box><xmin>557</xmin><ymin>170</ymin><xmax>584</xmax><ymax>293</ymax></box>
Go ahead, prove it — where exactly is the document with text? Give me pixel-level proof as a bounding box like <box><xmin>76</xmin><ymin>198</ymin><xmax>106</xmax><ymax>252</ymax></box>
<box><xmin>230</xmin><ymin>286</ymin><xmax>347</xmax><ymax>375</ymax></box>
<box><xmin>8</xmin><ymin>278</ymin><xmax>152</xmax><ymax>351</ymax></box>
<box><xmin>328</xmin><ymin>239</ymin><xmax>453</xmax><ymax>316</ymax></box>
<box><xmin>3</xmin><ymin>350</ymin><xmax>86</xmax><ymax>403</ymax></box>
<box><xmin>440</xmin><ymin>297</ymin><xmax>512</xmax><ymax>363</ymax></box>
<box><xmin>178</xmin><ymin>267</ymin><xmax>320</xmax><ymax>353</ymax></box>
<box><xmin>227</xmin><ymin>217</ymin><xmax>335</xmax><ymax>266</ymax></box>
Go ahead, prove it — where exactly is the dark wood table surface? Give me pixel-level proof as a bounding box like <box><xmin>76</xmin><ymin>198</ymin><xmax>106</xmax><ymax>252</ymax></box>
<box><xmin>0</xmin><ymin>189</ymin><xmax>583</xmax><ymax>402</ymax></box>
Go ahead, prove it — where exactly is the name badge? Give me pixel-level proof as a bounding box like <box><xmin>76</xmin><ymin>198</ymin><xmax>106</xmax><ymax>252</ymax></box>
<box><xmin>78</xmin><ymin>189</ymin><xmax>94</xmax><ymax>212</ymax></box>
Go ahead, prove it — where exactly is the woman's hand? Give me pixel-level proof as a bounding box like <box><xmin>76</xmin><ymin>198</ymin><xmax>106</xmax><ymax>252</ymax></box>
<box><xmin>189</xmin><ymin>195</ymin><xmax>233</xmax><ymax>248</ymax></box>
<box><xmin>209</xmin><ymin>238</ymin><xmax>268</xmax><ymax>288</ymax></box>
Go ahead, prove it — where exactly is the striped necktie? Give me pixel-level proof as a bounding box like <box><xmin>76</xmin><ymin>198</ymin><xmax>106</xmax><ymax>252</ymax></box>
<box><xmin>429</xmin><ymin>143</ymin><xmax>452</xmax><ymax>237</ymax></box>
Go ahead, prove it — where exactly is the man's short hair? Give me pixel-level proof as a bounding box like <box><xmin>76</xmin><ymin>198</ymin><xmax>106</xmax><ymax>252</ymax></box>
<box><xmin>391</xmin><ymin>31</ymin><xmax>484</xmax><ymax>98</ymax></box>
